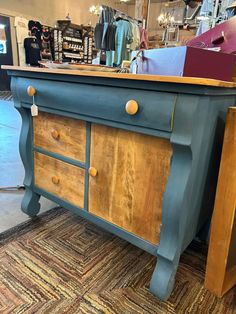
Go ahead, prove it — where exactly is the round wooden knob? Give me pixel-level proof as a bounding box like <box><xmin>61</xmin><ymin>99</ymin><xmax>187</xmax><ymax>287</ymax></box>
<box><xmin>27</xmin><ymin>86</ymin><xmax>36</xmax><ymax>97</ymax></box>
<box><xmin>51</xmin><ymin>176</ymin><xmax>60</xmax><ymax>185</ymax></box>
<box><xmin>125</xmin><ymin>100</ymin><xmax>139</xmax><ymax>115</ymax></box>
<box><xmin>89</xmin><ymin>167</ymin><xmax>98</xmax><ymax>177</ymax></box>
<box><xmin>51</xmin><ymin>130</ymin><xmax>60</xmax><ymax>140</ymax></box>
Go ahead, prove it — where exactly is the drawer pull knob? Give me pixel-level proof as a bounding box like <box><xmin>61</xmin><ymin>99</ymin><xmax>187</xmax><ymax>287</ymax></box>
<box><xmin>125</xmin><ymin>100</ymin><xmax>139</xmax><ymax>115</ymax></box>
<box><xmin>89</xmin><ymin>167</ymin><xmax>98</xmax><ymax>177</ymax></box>
<box><xmin>51</xmin><ymin>130</ymin><xmax>60</xmax><ymax>140</ymax></box>
<box><xmin>27</xmin><ymin>86</ymin><xmax>36</xmax><ymax>97</ymax></box>
<box><xmin>52</xmin><ymin>176</ymin><xmax>60</xmax><ymax>185</ymax></box>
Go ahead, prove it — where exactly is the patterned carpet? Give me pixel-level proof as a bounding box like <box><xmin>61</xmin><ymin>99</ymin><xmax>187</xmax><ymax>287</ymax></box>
<box><xmin>0</xmin><ymin>207</ymin><xmax>235</xmax><ymax>314</ymax></box>
<box><xmin>0</xmin><ymin>91</ymin><xmax>13</xmax><ymax>101</ymax></box>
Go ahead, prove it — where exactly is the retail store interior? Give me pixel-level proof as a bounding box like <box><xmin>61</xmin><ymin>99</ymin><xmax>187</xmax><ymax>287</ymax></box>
<box><xmin>0</xmin><ymin>0</ymin><xmax>236</xmax><ymax>313</ymax></box>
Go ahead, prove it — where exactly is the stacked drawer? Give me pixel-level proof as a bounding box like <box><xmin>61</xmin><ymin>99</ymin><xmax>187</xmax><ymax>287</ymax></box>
<box><xmin>33</xmin><ymin>112</ymin><xmax>87</xmax><ymax>209</ymax></box>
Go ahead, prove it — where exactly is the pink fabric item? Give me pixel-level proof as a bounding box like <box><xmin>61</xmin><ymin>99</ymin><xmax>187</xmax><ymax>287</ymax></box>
<box><xmin>140</xmin><ymin>28</ymin><xmax>148</xmax><ymax>49</ymax></box>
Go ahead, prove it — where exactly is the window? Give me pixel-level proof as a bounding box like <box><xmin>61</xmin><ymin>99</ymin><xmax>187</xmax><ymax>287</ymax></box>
<box><xmin>0</xmin><ymin>24</ymin><xmax>7</xmax><ymax>54</ymax></box>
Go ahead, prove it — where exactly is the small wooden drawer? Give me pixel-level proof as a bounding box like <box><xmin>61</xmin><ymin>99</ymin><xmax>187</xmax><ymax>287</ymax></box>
<box><xmin>34</xmin><ymin>152</ymin><xmax>85</xmax><ymax>208</ymax></box>
<box><xmin>33</xmin><ymin>112</ymin><xmax>86</xmax><ymax>162</ymax></box>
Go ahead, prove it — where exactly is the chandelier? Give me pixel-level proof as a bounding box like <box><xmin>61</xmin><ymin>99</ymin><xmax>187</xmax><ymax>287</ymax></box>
<box><xmin>157</xmin><ymin>12</ymin><xmax>175</xmax><ymax>28</ymax></box>
<box><xmin>89</xmin><ymin>5</ymin><xmax>102</xmax><ymax>16</ymax></box>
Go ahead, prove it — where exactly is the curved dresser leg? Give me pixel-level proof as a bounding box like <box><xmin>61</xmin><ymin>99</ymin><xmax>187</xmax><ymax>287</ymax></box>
<box><xmin>150</xmin><ymin>254</ymin><xmax>180</xmax><ymax>300</ymax></box>
<box><xmin>150</xmin><ymin>143</ymin><xmax>192</xmax><ymax>300</ymax></box>
<box><xmin>21</xmin><ymin>188</ymin><xmax>41</xmax><ymax>217</ymax></box>
<box><xmin>12</xmin><ymin>80</ymin><xmax>41</xmax><ymax>217</ymax></box>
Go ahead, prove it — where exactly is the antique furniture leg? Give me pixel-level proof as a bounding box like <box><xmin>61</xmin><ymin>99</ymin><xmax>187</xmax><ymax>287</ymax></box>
<box><xmin>21</xmin><ymin>188</ymin><xmax>41</xmax><ymax>217</ymax></box>
<box><xmin>150</xmin><ymin>143</ymin><xmax>192</xmax><ymax>300</ymax></box>
<box><xmin>15</xmin><ymin>95</ymin><xmax>41</xmax><ymax>217</ymax></box>
<box><xmin>150</xmin><ymin>94</ymin><xmax>231</xmax><ymax>299</ymax></box>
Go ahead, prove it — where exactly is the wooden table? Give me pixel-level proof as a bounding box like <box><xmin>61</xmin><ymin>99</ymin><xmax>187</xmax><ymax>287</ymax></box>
<box><xmin>4</xmin><ymin>66</ymin><xmax>236</xmax><ymax>300</ymax></box>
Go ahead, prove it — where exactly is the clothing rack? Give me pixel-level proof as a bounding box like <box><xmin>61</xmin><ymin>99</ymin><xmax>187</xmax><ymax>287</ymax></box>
<box><xmin>101</xmin><ymin>5</ymin><xmax>142</xmax><ymax>25</ymax></box>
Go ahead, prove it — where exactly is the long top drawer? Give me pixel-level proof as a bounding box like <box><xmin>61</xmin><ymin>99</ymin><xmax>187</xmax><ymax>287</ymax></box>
<box><xmin>17</xmin><ymin>78</ymin><xmax>177</xmax><ymax>133</ymax></box>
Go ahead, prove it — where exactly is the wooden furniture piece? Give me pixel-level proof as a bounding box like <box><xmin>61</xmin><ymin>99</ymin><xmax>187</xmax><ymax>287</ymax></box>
<box><xmin>205</xmin><ymin>107</ymin><xmax>236</xmax><ymax>297</ymax></box>
<box><xmin>5</xmin><ymin>66</ymin><xmax>236</xmax><ymax>300</ymax></box>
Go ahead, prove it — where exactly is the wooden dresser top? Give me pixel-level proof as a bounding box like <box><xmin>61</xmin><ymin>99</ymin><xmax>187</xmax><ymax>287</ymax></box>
<box><xmin>3</xmin><ymin>65</ymin><xmax>236</xmax><ymax>88</ymax></box>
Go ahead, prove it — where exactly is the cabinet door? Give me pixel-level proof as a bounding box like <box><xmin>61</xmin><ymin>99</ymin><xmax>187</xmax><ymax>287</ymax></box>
<box><xmin>89</xmin><ymin>124</ymin><xmax>172</xmax><ymax>244</ymax></box>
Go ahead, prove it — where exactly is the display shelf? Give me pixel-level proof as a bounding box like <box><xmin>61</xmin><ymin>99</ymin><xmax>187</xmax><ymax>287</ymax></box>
<box><xmin>55</xmin><ymin>20</ymin><xmax>94</xmax><ymax>64</ymax></box>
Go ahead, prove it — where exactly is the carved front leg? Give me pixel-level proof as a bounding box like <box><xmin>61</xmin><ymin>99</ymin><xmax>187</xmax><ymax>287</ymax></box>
<box><xmin>21</xmin><ymin>188</ymin><xmax>41</xmax><ymax>217</ymax></box>
<box><xmin>15</xmin><ymin>99</ymin><xmax>41</xmax><ymax>217</ymax></box>
<box><xmin>150</xmin><ymin>144</ymin><xmax>192</xmax><ymax>300</ymax></box>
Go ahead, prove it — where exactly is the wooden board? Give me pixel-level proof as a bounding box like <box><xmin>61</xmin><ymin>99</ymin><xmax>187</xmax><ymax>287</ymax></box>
<box><xmin>89</xmin><ymin>124</ymin><xmax>173</xmax><ymax>244</ymax></box>
<box><xmin>205</xmin><ymin>107</ymin><xmax>236</xmax><ymax>297</ymax></box>
<box><xmin>34</xmin><ymin>152</ymin><xmax>85</xmax><ymax>208</ymax></box>
<box><xmin>33</xmin><ymin>112</ymin><xmax>86</xmax><ymax>162</ymax></box>
<box><xmin>3</xmin><ymin>65</ymin><xmax>236</xmax><ymax>88</ymax></box>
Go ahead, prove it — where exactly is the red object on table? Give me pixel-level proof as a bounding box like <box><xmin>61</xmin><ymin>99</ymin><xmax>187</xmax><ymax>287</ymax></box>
<box><xmin>187</xmin><ymin>16</ymin><xmax>236</xmax><ymax>53</ymax></box>
<box><xmin>131</xmin><ymin>46</ymin><xmax>236</xmax><ymax>81</ymax></box>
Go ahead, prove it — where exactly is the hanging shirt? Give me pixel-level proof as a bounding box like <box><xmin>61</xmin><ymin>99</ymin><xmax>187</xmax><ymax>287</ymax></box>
<box><xmin>196</xmin><ymin>18</ymin><xmax>211</xmax><ymax>36</ymax></box>
<box><xmin>106</xmin><ymin>20</ymin><xmax>133</xmax><ymax>67</ymax></box>
<box><xmin>140</xmin><ymin>28</ymin><xmax>148</xmax><ymax>50</ymax></box>
<box><xmin>130</xmin><ymin>23</ymin><xmax>140</xmax><ymax>51</ymax></box>
<box><xmin>94</xmin><ymin>6</ymin><xmax>116</xmax><ymax>51</ymax></box>
<box><xmin>24</xmin><ymin>37</ymin><xmax>41</xmax><ymax>65</ymax></box>
<box><xmin>199</xmin><ymin>0</ymin><xmax>214</xmax><ymax>15</ymax></box>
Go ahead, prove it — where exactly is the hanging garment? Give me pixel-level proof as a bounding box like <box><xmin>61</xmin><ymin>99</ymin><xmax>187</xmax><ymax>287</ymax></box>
<box><xmin>94</xmin><ymin>23</ymin><xmax>104</xmax><ymax>50</ymax></box>
<box><xmin>14</xmin><ymin>16</ymin><xmax>29</xmax><ymax>66</ymax></box>
<box><xmin>24</xmin><ymin>37</ymin><xmax>41</xmax><ymax>65</ymax></box>
<box><xmin>140</xmin><ymin>28</ymin><xmax>148</xmax><ymax>50</ymax></box>
<box><xmin>130</xmin><ymin>23</ymin><xmax>140</xmax><ymax>51</ymax></box>
<box><xmin>196</xmin><ymin>18</ymin><xmax>211</xmax><ymax>36</ymax></box>
<box><xmin>199</xmin><ymin>0</ymin><xmax>214</xmax><ymax>15</ymax></box>
<box><xmin>221</xmin><ymin>0</ymin><xmax>235</xmax><ymax>17</ymax></box>
<box><xmin>94</xmin><ymin>6</ymin><xmax>116</xmax><ymax>51</ymax></box>
<box><xmin>107</xmin><ymin>24</ymin><xmax>117</xmax><ymax>51</ymax></box>
<box><xmin>106</xmin><ymin>20</ymin><xmax>133</xmax><ymax>67</ymax></box>
<box><xmin>28</xmin><ymin>20</ymin><xmax>42</xmax><ymax>48</ymax></box>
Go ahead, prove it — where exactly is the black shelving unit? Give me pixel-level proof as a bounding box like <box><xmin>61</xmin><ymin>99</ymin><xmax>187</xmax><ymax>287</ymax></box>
<box><xmin>56</xmin><ymin>20</ymin><xmax>95</xmax><ymax>64</ymax></box>
<box><xmin>52</xmin><ymin>28</ymin><xmax>63</xmax><ymax>62</ymax></box>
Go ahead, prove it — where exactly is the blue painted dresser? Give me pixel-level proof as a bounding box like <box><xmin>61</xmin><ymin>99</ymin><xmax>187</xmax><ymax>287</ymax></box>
<box><xmin>5</xmin><ymin>66</ymin><xmax>236</xmax><ymax>300</ymax></box>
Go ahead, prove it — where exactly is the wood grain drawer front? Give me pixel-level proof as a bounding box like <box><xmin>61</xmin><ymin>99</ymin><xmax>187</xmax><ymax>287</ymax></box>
<box><xmin>34</xmin><ymin>152</ymin><xmax>85</xmax><ymax>208</ymax></box>
<box><xmin>33</xmin><ymin>112</ymin><xmax>86</xmax><ymax>162</ymax></box>
<box><xmin>89</xmin><ymin>124</ymin><xmax>173</xmax><ymax>245</ymax></box>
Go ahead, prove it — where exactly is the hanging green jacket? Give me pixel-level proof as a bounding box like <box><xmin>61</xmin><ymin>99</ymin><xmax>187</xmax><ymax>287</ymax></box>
<box><xmin>106</xmin><ymin>20</ymin><xmax>133</xmax><ymax>67</ymax></box>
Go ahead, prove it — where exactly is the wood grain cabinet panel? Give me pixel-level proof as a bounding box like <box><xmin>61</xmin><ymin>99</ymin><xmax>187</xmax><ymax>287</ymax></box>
<box><xmin>33</xmin><ymin>112</ymin><xmax>86</xmax><ymax>162</ymax></box>
<box><xmin>34</xmin><ymin>152</ymin><xmax>85</xmax><ymax>208</ymax></box>
<box><xmin>89</xmin><ymin>124</ymin><xmax>173</xmax><ymax>244</ymax></box>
